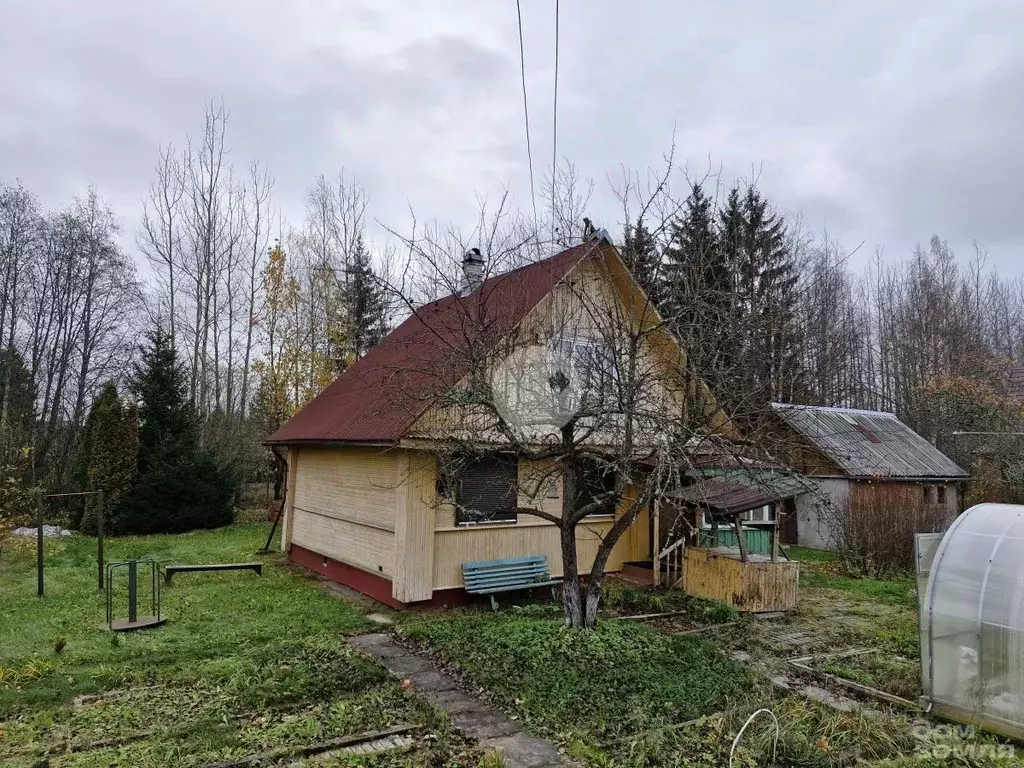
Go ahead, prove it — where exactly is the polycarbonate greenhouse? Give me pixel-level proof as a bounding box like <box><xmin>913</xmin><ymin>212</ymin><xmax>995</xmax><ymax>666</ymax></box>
<box><xmin>921</xmin><ymin>503</ymin><xmax>1024</xmax><ymax>738</ymax></box>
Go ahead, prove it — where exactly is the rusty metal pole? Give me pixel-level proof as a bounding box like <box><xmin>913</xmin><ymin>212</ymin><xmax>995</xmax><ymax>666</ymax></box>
<box><xmin>97</xmin><ymin>489</ymin><xmax>105</xmax><ymax>591</ymax></box>
<box><xmin>36</xmin><ymin>495</ymin><xmax>44</xmax><ymax>597</ymax></box>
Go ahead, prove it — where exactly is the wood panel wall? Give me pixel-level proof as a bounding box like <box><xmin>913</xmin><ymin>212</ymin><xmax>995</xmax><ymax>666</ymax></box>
<box><xmin>429</xmin><ymin>457</ymin><xmax>649</xmax><ymax>590</ymax></box>
<box><xmin>683</xmin><ymin>547</ymin><xmax>799</xmax><ymax>612</ymax></box>
<box><xmin>287</xmin><ymin>446</ymin><xmax>650</xmax><ymax>601</ymax></box>
<box><xmin>392</xmin><ymin>451</ymin><xmax>436</xmax><ymax>602</ymax></box>
<box><xmin>290</xmin><ymin>446</ymin><xmax>398</xmax><ymax>578</ymax></box>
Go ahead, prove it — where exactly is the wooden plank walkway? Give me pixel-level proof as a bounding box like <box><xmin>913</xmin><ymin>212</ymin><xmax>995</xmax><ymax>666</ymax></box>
<box><xmin>349</xmin><ymin>633</ymin><xmax>576</xmax><ymax>768</ymax></box>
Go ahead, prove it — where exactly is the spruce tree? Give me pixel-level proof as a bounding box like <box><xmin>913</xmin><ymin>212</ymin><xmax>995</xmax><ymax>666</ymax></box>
<box><xmin>130</xmin><ymin>327</ymin><xmax>197</xmax><ymax>472</ymax></box>
<box><xmin>120</xmin><ymin>327</ymin><xmax>234</xmax><ymax>533</ymax></box>
<box><xmin>344</xmin><ymin>235</ymin><xmax>387</xmax><ymax>360</ymax></box>
<box><xmin>79</xmin><ymin>382</ymin><xmax>139</xmax><ymax>534</ymax></box>
<box><xmin>621</xmin><ymin>218</ymin><xmax>663</xmax><ymax>307</ymax></box>
<box><xmin>733</xmin><ymin>185</ymin><xmax>802</xmax><ymax>408</ymax></box>
<box><xmin>663</xmin><ymin>184</ymin><xmax>739</xmax><ymax>392</ymax></box>
<box><xmin>0</xmin><ymin>348</ymin><xmax>36</xmax><ymax>459</ymax></box>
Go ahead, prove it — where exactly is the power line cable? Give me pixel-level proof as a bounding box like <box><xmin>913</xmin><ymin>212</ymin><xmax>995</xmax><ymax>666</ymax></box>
<box><xmin>551</xmin><ymin>0</ymin><xmax>560</xmax><ymax>245</ymax></box>
<box><xmin>516</xmin><ymin>0</ymin><xmax>539</xmax><ymax>228</ymax></box>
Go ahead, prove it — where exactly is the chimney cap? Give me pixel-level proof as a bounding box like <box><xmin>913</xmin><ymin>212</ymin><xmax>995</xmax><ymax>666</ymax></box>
<box><xmin>463</xmin><ymin>247</ymin><xmax>483</xmax><ymax>264</ymax></box>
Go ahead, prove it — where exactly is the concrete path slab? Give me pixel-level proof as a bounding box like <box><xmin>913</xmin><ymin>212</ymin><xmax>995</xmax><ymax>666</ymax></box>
<box><xmin>349</xmin><ymin>632</ymin><xmax>576</xmax><ymax>768</ymax></box>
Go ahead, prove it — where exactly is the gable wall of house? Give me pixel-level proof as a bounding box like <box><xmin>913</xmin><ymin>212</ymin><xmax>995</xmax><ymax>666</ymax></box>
<box><xmin>408</xmin><ymin>251</ymin><xmax>718</xmax><ymax>442</ymax></box>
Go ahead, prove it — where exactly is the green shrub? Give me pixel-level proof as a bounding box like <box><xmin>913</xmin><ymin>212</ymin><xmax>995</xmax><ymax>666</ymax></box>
<box><xmin>118</xmin><ymin>452</ymin><xmax>235</xmax><ymax>534</ymax></box>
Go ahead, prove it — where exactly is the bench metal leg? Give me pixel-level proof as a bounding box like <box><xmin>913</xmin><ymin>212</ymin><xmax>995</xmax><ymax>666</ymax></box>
<box><xmin>490</xmin><ymin>595</ymin><xmax>498</xmax><ymax>612</ymax></box>
<box><xmin>550</xmin><ymin>586</ymin><xmax>557</xmax><ymax>602</ymax></box>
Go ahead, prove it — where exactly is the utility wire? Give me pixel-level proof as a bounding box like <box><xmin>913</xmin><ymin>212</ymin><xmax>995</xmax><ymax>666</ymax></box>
<box><xmin>516</xmin><ymin>0</ymin><xmax>539</xmax><ymax>228</ymax></box>
<box><xmin>551</xmin><ymin>0</ymin><xmax>560</xmax><ymax>245</ymax></box>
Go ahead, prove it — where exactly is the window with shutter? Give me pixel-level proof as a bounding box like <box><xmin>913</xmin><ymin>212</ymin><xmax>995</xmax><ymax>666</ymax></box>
<box><xmin>454</xmin><ymin>456</ymin><xmax>519</xmax><ymax>525</ymax></box>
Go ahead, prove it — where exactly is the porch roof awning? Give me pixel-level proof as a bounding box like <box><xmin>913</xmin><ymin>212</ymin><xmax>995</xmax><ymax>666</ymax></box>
<box><xmin>667</xmin><ymin>470</ymin><xmax>814</xmax><ymax>516</ymax></box>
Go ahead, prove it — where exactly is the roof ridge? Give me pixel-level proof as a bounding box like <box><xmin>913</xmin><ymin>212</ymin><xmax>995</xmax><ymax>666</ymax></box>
<box><xmin>417</xmin><ymin>241</ymin><xmax>597</xmax><ymax>310</ymax></box>
<box><xmin>771</xmin><ymin>402</ymin><xmax>897</xmax><ymax>419</ymax></box>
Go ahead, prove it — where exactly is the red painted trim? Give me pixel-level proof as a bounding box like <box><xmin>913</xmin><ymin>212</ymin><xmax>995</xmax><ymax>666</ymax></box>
<box><xmin>289</xmin><ymin>544</ymin><xmax>405</xmax><ymax>610</ymax></box>
<box><xmin>289</xmin><ymin>544</ymin><xmax>562</xmax><ymax>612</ymax></box>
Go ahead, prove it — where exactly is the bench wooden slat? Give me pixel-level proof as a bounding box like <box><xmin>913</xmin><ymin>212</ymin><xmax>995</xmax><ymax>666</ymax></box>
<box><xmin>463</xmin><ymin>566</ymin><xmax>550</xmax><ymax>581</ymax></box>
<box><xmin>461</xmin><ymin>554</ymin><xmax>560</xmax><ymax>610</ymax></box>
<box><xmin>468</xmin><ymin>579</ymin><xmax>562</xmax><ymax>595</ymax></box>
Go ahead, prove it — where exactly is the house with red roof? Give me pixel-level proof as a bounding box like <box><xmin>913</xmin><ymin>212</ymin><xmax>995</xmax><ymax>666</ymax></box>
<box><xmin>266</xmin><ymin>238</ymin><xmax>733</xmax><ymax>608</ymax></box>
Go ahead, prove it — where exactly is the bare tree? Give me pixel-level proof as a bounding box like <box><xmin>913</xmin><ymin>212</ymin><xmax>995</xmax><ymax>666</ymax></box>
<box><xmin>375</xmin><ymin>163</ymin><xmax>761</xmax><ymax>628</ymax></box>
<box><xmin>138</xmin><ymin>144</ymin><xmax>184</xmax><ymax>342</ymax></box>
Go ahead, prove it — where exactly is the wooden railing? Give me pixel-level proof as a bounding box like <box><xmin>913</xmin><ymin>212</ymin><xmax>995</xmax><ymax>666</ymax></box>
<box><xmin>655</xmin><ymin>536</ymin><xmax>686</xmax><ymax>588</ymax></box>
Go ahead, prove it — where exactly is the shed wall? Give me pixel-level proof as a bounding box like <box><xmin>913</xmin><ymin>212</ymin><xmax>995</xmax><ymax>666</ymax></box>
<box><xmin>795</xmin><ymin>478</ymin><xmax>848</xmax><ymax>549</ymax></box>
<box><xmin>796</xmin><ymin>478</ymin><xmax>961</xmax><ymax>552</ymax></box>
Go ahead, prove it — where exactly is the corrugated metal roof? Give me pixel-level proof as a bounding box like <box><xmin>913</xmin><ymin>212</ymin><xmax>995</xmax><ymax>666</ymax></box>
<box><xmin>669</xmin><ymin>470</ymin><xmax>813</xmax><ymax>515</ymax></box>
<box><xmin>266</xmin><ymin>243</ymin><xmax>598</xmax><ymax>445</ymax></box>
<box><xmin>771</xmin><ymin>403</ymin><xmax>968</xmax><ymax>479</ymax></box>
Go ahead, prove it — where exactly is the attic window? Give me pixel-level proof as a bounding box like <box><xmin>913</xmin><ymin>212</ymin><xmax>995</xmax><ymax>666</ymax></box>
<box><xmin>853</xmin><ymin>424</ymin><xmax>882</xmax><ymax>444</ymax></box>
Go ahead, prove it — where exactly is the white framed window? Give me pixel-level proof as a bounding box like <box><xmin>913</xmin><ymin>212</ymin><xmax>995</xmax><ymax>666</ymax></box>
<box><xmin>701</xmin><ymin>505</ymin><xmax>773</xmax><ymax>527</ymax></box>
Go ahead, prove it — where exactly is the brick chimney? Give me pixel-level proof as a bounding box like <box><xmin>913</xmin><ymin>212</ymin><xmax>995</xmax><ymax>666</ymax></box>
<box><xmin>461</xmin><ymin>248</ymin><xmax>484</xmax><ymax>296</ymax></box>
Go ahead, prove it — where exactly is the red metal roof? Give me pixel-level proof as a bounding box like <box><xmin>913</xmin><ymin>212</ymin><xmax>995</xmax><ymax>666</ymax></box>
<box><xmin>266</xmin><ymin>243</ymin><xmax>598</xmax><ymax>445</ymax></box>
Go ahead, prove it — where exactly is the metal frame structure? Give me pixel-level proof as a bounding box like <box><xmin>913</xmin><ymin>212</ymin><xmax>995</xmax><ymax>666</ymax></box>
<box><xmin>105</xmin><ymin>558</ymin><xmax>165</xmax><ymax>631</ymax></box>
<box><xmin>36</xmin><ymin>490</ymin><xmax>105</xmax><ymax>597</ymax></box>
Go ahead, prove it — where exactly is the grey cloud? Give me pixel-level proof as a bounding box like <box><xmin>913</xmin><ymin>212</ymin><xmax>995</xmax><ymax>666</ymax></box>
<box><xmin>1</xmin><ymin>0</ymin><xmax>1023</xmax><ymax>270</ymax></box>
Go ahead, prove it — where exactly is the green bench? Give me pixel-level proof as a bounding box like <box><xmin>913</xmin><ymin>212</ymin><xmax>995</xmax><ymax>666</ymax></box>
<box><xmin>163</xmin><ymin>562</ymin><xmax>263</xmax><ymax>585</ymax></box>
<box><xmin>461</xmin><ymin>555</ymin><xmax>561</xmax><ymax>611</ymax></box>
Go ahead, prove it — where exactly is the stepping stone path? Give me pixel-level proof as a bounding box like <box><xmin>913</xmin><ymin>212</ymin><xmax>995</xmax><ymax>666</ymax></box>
<box><xmin>349</xmin><ymin>633</ymin><xmax>576</xmax><ymax>768</ymax></box>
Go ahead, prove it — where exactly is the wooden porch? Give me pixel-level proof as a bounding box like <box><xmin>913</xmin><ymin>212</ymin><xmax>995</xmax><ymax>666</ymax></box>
<box><xmin>622</xmin><ymin>472</ymin><xmax>805</xmax><ymax>612</ymax></box>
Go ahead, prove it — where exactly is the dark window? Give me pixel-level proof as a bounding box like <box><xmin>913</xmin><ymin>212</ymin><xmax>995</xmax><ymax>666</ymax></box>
<box><xmin>576</xmin><ymin>459</ymin><xmax>617</xmax><ymax>516</ymax></box>
<box><xmin>550</xmin><ymin>338</ymin><xmax>618</xmax><ymax>401</ymax></box>
<box><xmin>937</xmin><ymin>485</ymin><xmax>947</xmax><ymax>505</ymax></box>
<box><xmin>453</xmin><ymin>456</ymin><xmax>518</xmax><ymax>525</ymax></box>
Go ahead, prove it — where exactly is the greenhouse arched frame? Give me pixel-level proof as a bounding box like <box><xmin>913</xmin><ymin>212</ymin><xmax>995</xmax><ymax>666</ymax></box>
<box><xmin>922</xmin><ymin>503</ymin><xmax>1024</xmax><ymax>739</ymax></box>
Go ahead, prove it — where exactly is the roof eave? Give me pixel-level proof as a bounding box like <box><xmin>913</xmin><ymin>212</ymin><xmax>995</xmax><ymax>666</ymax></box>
<box><xmin>262</xmin><ymin>438</ymin><xmax>401</xmax><ymax>448</ymax></box>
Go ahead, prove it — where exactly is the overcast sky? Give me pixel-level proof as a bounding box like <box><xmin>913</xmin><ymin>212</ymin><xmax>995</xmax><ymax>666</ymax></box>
<box><xmin>2</xmin><ymin>1</ymin><xmax>1022</xmax><ymax>273</ymax></box>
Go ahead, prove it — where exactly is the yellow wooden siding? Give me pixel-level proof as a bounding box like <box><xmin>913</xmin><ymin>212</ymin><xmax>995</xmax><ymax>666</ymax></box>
<box><xmin>290</xmin><ymin>446</ymin><xmax>398</xmax><ymax>578</ymax></box>
<box><xmin>291</xmin><ymin>511</ymin><xmax>396</xmax><ymax>577</ymax></box>
<box><xmin>429</xmin><ymin>457</ymin><xmax>648</xmax><ymax>590</ymax></box>
<box><xmin>280</xmin><ymin>447</ymin><xmax>299</xmax><ymax>551</ymax></box>
<box><xmin>433</xmin><ymin>518</ymin><xmax>634</xmax><ymax>589</ymax></box>
<box><xmin>392</xmin><ymin>451</ymin><xmax>436</xmax><ymax>602</ymax></box>
<box><xmin>683</xmin><ymin>547</ymin><xmax>798</xmax><ymax>612</ymax></box>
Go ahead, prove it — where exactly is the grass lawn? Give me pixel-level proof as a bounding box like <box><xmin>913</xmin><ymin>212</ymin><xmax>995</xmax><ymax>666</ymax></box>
<box><xmin>789</xmin><ymin>547</ymin><xmax>918</xmax><ymax>609</ymax></box>
<box><xmin>0</xmin><ymin>524</ymin><xmax>482</xmax><ymax>767</ymax></box>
